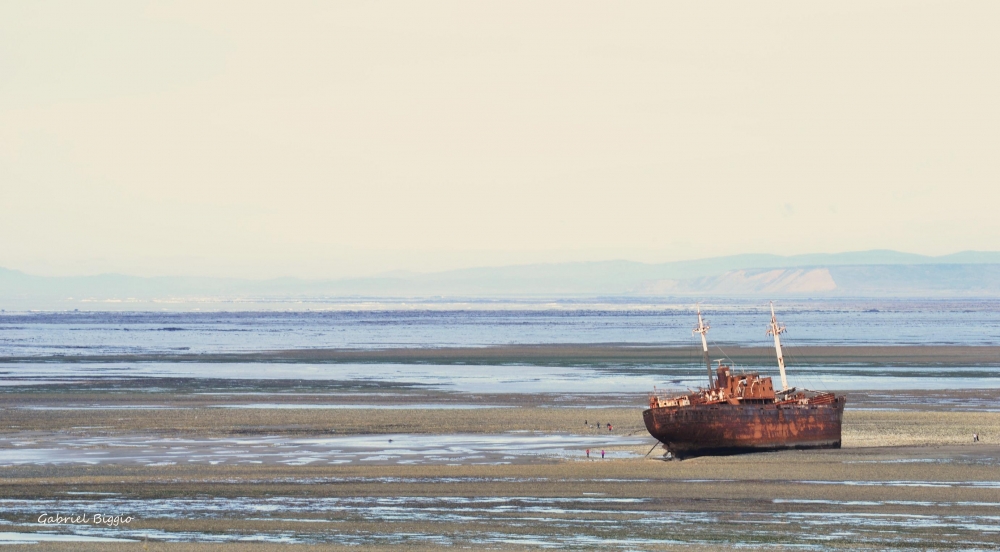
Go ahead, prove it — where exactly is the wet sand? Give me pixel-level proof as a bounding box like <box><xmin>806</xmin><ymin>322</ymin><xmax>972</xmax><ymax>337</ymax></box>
<box><xmin>1</xmin><ymin>444</ymin><xmax>999</xmax><ymax>550</ymax></box>
<box><xmin>3</xmin><ymin>345</ymin><xmax>1000</xmax><ymax>548</ymax></box>
<box><xmin>2</xmin><ymin>403</ymin><xmax>999</xmax><ymax>448</ymax></box>
<box><xmin>2</xmin><ymin>393</ymin><xmax>1000</xmax><ymax>549</ymax></box>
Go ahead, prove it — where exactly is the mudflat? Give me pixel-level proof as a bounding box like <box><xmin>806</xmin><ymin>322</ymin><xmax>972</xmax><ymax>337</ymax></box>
<box><xmin>1</xmin><ymin>387</ymin><xmax>999</xmax><ymax>550</ymax></box>
<box><xmin>1</xmin><ymin>445</ymin><xmax>999</xmax><ymax>551</ymax></box>
<box><xmin>2</xmin><ymin>343</ymin><xmax>999</xmax><ymax>548</ymax></box>
<box><xmin>1</xmin><ymin>403</ymin><xmax>998</xmax><ymax>448</ymax></box>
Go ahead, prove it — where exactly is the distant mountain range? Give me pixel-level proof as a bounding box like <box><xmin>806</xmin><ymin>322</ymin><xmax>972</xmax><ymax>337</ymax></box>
<box><xmin>4</xmin><ymin>250</ymin><xmax>1000</xmax><ymax>309</ymax></box>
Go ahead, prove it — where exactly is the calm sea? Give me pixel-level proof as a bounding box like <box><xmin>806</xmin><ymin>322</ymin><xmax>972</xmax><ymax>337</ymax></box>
<box><xmin>3</xmin><ymin>299</ymin><xmax>1000</xmax><ymax>355</ymax></box>
<box><xmin>1</xmin><ymin>299</ymin><xmax>999</xmax><ymax>391</ymax></box>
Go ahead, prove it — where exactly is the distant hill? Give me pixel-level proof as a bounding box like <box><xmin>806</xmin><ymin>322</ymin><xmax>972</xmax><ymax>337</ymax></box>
<box><xmin>634</xmin><ymin>264</ymin><xmax>1000</xmax><ymax>296</ymax></box>
<box><xmin>4</xmin><ymin>250</ymin><xmax>1000</xmax><ymax>309</ymax></box>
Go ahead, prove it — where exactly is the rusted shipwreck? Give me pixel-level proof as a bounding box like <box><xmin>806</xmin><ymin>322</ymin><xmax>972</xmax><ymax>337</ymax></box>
<box><xmin>644</xmin><ymin>304</ymin><xmax>845</xmax><ymax>459</ymax></box>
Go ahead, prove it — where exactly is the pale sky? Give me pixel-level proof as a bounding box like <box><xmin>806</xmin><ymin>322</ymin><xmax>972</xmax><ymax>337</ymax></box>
<box><xmin>2</xmin><ymin>1</ymin><xmax>999</xmax><ymax>278</ymax></box>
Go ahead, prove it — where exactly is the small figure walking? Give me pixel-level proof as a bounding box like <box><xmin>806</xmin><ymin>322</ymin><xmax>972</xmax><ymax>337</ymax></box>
<box><xmin>608</xmin><ymin>423</ymin><xmax>613</xmax><ymax>432</ymax></box>
<box><xmin>601</xmin><ymin>449</ymin><xmax>605</xmax><ymax>459</ymax></box>
<box><xmin>584</xmin><ymin>420</ymin><xmax>587</xmax><ymax>426</ymax></box>
<box><xmin>974</xmin><ymin>433</ymin><xmax>980</xmax><ymax>442</ymax></box>
<box><xmin>597</xmin><ymin>422</ymin><xmax>601</xmax><ymax>429</ymax></box>
<box><xmin>586</xmin><ymin>449</ymin><xmax>590</xmax><ymax>458</ymax></box>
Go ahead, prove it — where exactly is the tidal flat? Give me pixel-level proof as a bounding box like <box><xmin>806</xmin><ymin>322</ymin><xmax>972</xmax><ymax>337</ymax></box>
<box><xmin>2</xmin><ymin>384</ymin><xmax>1000</xmax><ymax>550</ymax></box>
<box><xmin>2</xmin><ymin>337</ymin><xmax>1000</xmax><ymax>549</ymax></box>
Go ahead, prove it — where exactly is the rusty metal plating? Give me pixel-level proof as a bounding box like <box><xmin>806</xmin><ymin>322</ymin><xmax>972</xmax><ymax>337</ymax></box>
<box><xmin>644</xmin><ymin>305</ymin><xmax>845</xmax><ymax>459</ymax></box>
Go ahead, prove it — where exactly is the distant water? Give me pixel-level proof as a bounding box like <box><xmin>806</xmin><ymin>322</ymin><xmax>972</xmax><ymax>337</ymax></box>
<box><xmin>2</xmin><ymin>299</ymin><xmax>1000</xmax><ymax>357</ymax></box>
<box><xmin>2</xmin><ymin>300</ymin><xmax>999</xmax><ymax>392</ymax></box>
<box><xmin>4</xmin><ymin>360</ymin><xmax>999</xmax><ymax>392</ymax></box>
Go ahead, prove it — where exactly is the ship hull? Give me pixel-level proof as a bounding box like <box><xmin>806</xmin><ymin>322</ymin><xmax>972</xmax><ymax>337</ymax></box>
<box><xmin>643</xmin><ymin>398</ymin><xmax>845</xmax><ymax>458</ymax></box>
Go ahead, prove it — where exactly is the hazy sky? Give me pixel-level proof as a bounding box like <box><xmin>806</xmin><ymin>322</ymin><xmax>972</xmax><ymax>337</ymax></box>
<box><xmin>2</xmin><ymin>1</ymin><xmax>998</xmax><ymax>278</ymax></box>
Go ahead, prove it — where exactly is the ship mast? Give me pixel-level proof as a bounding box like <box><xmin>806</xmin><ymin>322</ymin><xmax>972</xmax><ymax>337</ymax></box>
<box><xmin>693</xmin><ymin>305</ymin><xmax>713</xmax><ymax>388</ymax></box>
<box><xmin>766</xmin><ymin>301</ymin><xmax>789</xmax><ymax>392</ymax></box>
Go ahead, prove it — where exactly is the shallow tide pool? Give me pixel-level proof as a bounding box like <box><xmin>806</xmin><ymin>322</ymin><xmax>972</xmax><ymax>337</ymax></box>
<box><xmin>0</xmin><ymin>432</ymin><xmax>645</xmax><ymax>467</ymax></box>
